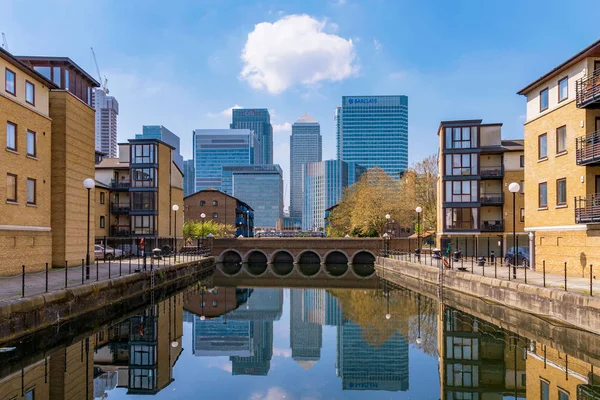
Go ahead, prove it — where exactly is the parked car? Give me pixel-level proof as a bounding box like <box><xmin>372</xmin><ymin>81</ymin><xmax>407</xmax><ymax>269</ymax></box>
<box><xmin>504</xmin><ymin>247</ymin><xmax>530</xmax><ymax>267</ymax></box>
<box><xmin>95</xmin><ymin>244</ymin><xmax>124</xmax><ymax>260</ymax></box>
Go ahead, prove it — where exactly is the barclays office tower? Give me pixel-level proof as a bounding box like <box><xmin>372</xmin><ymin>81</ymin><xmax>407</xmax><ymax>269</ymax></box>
<box><xmin>336</xmin><ymin>96</ymin><xmax>408</xmax><ymax>177</ymax></box>
<box><xmin>231</xmin><ymin>109</ymin><xmax>273</xmax><ymax>164</ymax></box>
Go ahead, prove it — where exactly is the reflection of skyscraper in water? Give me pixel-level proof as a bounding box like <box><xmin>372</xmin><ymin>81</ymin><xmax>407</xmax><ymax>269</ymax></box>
<box><xmin>290</xmin><ymin>289</ymin><xmax>323</xmax><ymax>370</ymax></box>
<box><xmin>336</xmin><ymin>321</ymin><xmax>409</xmax><ymax>391</ymax></box>
<box><xmin>231</xmin><ymin>320</ymin><xmax>273</xmax><ymax>376</ymax></box>
<box><xmin>303</xmin><ymin>289</ymin><xmax>342</xmax><ymax>326</ymax></box>
<box><xmin>193</xmin><ymin>315</ymin><xmax>254</xmax><ymax>357</ymax></box>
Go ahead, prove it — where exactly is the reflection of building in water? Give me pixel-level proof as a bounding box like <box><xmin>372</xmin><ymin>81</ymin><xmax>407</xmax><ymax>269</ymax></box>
<box><xmin>92</xmin><ymin>293</ymin><xmax>184</xmax><ymax>396</ymax></box>
<box><xmin>526</xmin><ymin>341</ymin><xmax>599</xmax><ymax>400</ymax></box>
<box><xmin>193</xmin><ymin>315</ymin><xmax>253</xmax><ymax>357</ymax></box>
<box><xmin>184</xmin><ymin>287</ymin><xmax>251</xmax><ymax>319</ymax></box>
<box><xmin>303</xmin><ymin>289</ymin><xmax>342</xmax><ymax>326</ymax></box>
<box><xmin>231</xmin><ymin>320</ymin><xmax>273</xmax><ymax>376</ymax></box>
<box><xmin>227</xmin><ymin>288</ymin><xmax>283</xmax><ymax>321</ymax></box>
<box><xmin>336</xmin><ymin>320</ymin><xmax>409</xmax><ymax>391</ymax></box>
<box><xmin>439</xmin><ymin>306</ymin><xmax>526</xmax><ymax>399</ymax></box>
<box><xmin>290</xmin><ymin>289</ymin><xmax>323</xmax><ymax>369</ymax></box>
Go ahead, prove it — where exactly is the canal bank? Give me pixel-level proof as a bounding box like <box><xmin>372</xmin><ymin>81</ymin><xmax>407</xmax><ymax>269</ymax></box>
<box><xmin>0</xmin><ymin>257</ymin><xmax>215</xmax><ymax>344</ymax></box>
<box><xmin>376</xmin><ymin>256</ymin><xmax>600</xmax><ymax>337</ymax></box>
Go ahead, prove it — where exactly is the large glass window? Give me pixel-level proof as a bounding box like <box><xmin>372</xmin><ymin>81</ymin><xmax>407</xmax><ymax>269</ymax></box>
<box><xmin>7</xmin><ymin>173</ymin><xmax>17</xmax><ymax>202</ymax></box>
<box><xmin>558</xmin><ymin>76</ymin><xmax>568</xmax><ymax>102</ymax></box>
<box><xmin>540</xmin><ymin>380</ymin><xmax>550</xmax><ymax>400</ymax></box>
<box><xmin>26</xmin><ymin>178</ymin><xmax>36</xmax><ymax>205</ymax></box>
<box><xmin>445</xmin><ymin>126</ymin><xmax>478</xmax><ymax>149</ymax></box>
<box><xmin>446</xmin><ymin>337</ymin><xmax>479</xmax><ymax>360</ymax></box>
<box><xmin>132</xmin><ymin>144</ymin><xmax>156</xmax><ymax>164</ymax></box>
<box><xmin>53</xmin><ymin>66</ymin><xmax>61</xmax><ymax>86</ymax></box>
<box><xmin>132</xmin><ymin>168</ymin><xmax>156</xmax><ymax>188</ymax></box>
<box><xmin>25</xmin><ymin>81</ymin><xmax>35</xmax><ymax>105</ymax></box>
<box><xmin>5</xmin><ymin>68</ymin><xmax>15</xmax><ymax>95</ymax></box>
<box><xmin>33</xmin><ymin>66</ymin><xmax>51</xmax><ymax>80</ymax></box>
<box><xmin>445</xmin><ymin>154</ymin><xmax>478</xmax><ymax>176</ymax></box>
<box><xmin>132</xmin><ymin>191</ymin><xmax>156</xmax><ymax>210</ymax></box>
<box><xmin>539</xmin><ymin>182</ymin><xmax>548</xmax><ymax>208</ymax></box>
<box><xmin>538</xmin><ymin>133</ymin><xmax>547</xmax><ymax>159</ymax></box>
<box><xmin>558</xmin><ymin>389</ymin><xmax>569</xmax><ymax>400</ymax></box>
<box><xmin>65</xmin><ymin>69</ymin><xmax>69</xmax><ymax>90</ymax></box>
<box><xmin>445</xmin><ymin>208</ymin><xmax>478</xmax><ymax>230</ymax></box>
<box><xmin>540</xmin><ymin>88</ymin><xmax>549</xmax><ymax>111</ymax></box>
<box><xmin>6</xmin><ymin>122</ymin><xmax>16</xmax><ymax>151</ymax></box>
<box><xmin>445</xmin><ymin>181</ymin><xmax>478</xmax><ymax>202</ymax></box>
<box><xmin>446</xmin><ymin>364</ymin><xmax>478</xmax><ymax>387</ymax></box>
<box><xmin>556</xmin><ymin>126</ymin><xmax>566</xmax><ymax>153</ymax></box>
<box><xmin>132</xmin><ymin>215</ymin><xmax>155</xmax><ymax>235</ymax></box>
<box><xmin>556</xmin><ymin>178</ymin><xmax>567</xmax><ymax>206</ymax></box>
<box><xmin>27</xmin><ymin>130</ymin><xmax>36</xmax><ymax>156</ymax></box>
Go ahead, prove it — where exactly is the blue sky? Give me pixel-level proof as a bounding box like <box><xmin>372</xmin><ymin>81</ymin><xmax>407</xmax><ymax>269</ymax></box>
<box><xmin>2</xmin><ymin>0</ymin><xmax>598</xmax><ymax>208</ymax></box>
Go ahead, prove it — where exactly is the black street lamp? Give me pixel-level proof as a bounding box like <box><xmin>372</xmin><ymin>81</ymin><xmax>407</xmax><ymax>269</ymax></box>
<box><xmin>200</xmin><ymin>212</ymin><xmax>206</xmax><ymax>248</ymax></box>
<box><xmin>508</xmin><ymin>182</ymin><xmax>521</xmax><ymax>279</ymax></box>
<box><xmin>172</xmin><ymin>204</ymin><xmax>179</xmax><ymax>260</ymax></box>
<box><xmin>83</xmin><ymin>178</ymin><xmax>95</xmax><ymax>279</ymax></box>
<box><xmin>416</xmin><ymin>293</ymin><xmax>422</xmax><ymax>345</ymax></box>
<box><xmin>416</xmin><ymin>206</ymin><xmax>423</xmax><ymax>262</ymax></box>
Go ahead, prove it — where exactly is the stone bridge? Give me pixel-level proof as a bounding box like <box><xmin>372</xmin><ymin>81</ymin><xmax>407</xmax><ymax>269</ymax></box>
<box><xmin>210</xmin><ymin>237</ymin><xmax>386</xmax><ymax>278</ymax></box>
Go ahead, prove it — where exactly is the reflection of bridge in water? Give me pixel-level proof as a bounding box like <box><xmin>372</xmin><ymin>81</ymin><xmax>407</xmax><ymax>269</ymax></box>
<box><xmin>211</xmin><ymin>238</ymin><xmax>380</xmax><ymax>279</ymax></box>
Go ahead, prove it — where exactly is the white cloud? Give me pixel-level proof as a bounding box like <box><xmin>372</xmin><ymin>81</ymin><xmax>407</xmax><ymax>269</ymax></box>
<box><xmin>389</xmin><ymin>71</ymin><xmax>406</xmax><ymax>80</ymax></box>
<box><xmin>273</xmin><ymin>122</ymin><xmax>292</xmax><ymax>134</ymax></box>
<box><xmin>272</xmin><ymin>347</ymin><xmax>292</xmax><ymax>357</ymax></box>
<box><xmin>208</xmin><ymin>104</ymin><xmax>243</xmax><ymax>118</ymax></box>
<box><xmin>240</xmin><ymin>14</ymin><xmax>358</xmax><ymax>94</ymax></box>
<box><xmin>249</xmin><ymin>387</ymin><xmax>291</xmax><ymax>400</ymax></box>
<box><xmin>373</xmin><ymin>38</ymin><xmax>382</xmax><ymax>52</ymax></box>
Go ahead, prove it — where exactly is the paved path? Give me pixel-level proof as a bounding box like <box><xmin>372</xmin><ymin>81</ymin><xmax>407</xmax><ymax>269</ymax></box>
<box><xmin>0</xmin><ymin>253</ymin><xmax>207</xmax><ymax>303</ymax></box>
<box><xmin>385</xmin><ymin>253</ymin><xmax>600</xmax><ymax>296</ymax></box>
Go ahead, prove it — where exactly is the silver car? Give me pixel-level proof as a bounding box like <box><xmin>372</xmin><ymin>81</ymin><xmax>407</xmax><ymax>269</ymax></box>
<box><xmin>95</xmin><ymin>244</ymin><xmax>124</xmax><ymax>260</ymax></box>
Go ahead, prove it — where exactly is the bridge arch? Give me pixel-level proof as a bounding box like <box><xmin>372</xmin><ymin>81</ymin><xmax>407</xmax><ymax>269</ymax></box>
<box><xmin>270</xmin><ymin>250</ymin><xmax>295</xmax><ymax>276</ymax></box>
<box><xmin>245</xmin><ymin>250</ymin><xmax>269</xmax><ymax>276</ymax></box>
<box><xmin>323</xmin><ymin>250</ymin><xmax>349</xmax><ymax>277</ymax></box>
<box><xmin>219</xmin><ymin>249</ymin><xmax>243</xmax><ymax>275</ymax></box>
<box><xmin>351</xmin><ymin>250</ymin><xmax>376</xmax><ymax>277</ymax></box>
<box><xmin>296</xmin><ymin>250</ymin><xmax>321</xmax><ymax>277</ymax></box>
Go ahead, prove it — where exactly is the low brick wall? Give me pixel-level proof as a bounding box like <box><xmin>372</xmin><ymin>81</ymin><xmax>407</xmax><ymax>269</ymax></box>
<box><xmin>0</xmin><ymin>257</ymin><xmax>215</xmax><ymax>344</ymax></box>
<box><xmin>377</xmin><ymin>256</ymin><xmax>600</xmax><ymax>336</ymax></box>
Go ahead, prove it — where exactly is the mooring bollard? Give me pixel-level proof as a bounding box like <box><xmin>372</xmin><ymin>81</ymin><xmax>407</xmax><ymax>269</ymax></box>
<box><xmin>22</xmin><ymin>265</ymin><xmax>25</xmax><ymax>298</ymax></box>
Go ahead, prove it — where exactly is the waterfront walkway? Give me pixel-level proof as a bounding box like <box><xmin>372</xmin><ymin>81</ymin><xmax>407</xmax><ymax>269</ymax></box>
<box><xmin>0</xmin><ymin>252</ymin><xmax>208</xmax><ymax>303</ymax></box>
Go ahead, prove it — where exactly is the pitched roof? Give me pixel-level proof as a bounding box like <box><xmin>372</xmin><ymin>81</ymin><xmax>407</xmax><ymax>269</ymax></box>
<box><xmin>95</xmin><ymin>158</ymin><xmax>129</xmax><ymax>169</ymax></box>
<box><xmin>184</xmin><ymin>188</ymin><xmax>254</xmax><ymax>211</ymax></box>
<box><xmin>0</xmin><ymin>47</ymin><xmax>57</xmax><ymax>89</ymax></box>
<box><xmin>295</xmin><ymin>113</ymin><xmax>318</xmax><ymax>124</ymax></box>
<box><xmin>501</xmin><ymin>139</ymin><xmax>524</xmax><ymax>152</ymax></box>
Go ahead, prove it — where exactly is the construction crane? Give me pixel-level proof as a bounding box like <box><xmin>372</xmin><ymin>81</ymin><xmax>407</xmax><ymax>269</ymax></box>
<box><xmin>1</xmin><ymin>33</ymin><xmax>8</xmax><ymax>52</ymax></box>
<box><xmin>90</xmin><ymin>47</ymin><xmax>109</xmax><ymax>94</ymax></box>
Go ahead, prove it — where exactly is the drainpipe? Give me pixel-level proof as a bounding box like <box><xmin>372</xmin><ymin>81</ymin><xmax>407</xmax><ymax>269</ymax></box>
<box><xmin>529</xmin><ymin>231</ymin><xmax>535</xmax><ymax>271</ymax></box>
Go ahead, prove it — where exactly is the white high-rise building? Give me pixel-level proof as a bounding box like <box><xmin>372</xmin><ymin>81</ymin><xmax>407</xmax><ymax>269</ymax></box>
<box><xmin>92</xmin><ymin>88</ymin><xmax>119</xmax><ymax>157</ymax></box>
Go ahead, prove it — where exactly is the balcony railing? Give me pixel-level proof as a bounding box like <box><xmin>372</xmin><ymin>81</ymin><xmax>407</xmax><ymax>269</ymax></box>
<box><xmin>111</xmin><ymin>203</ymin><xmax>130</xmax><ymax>214</ymax></box>
<box><xmin>111</xmin><ymin>225</ymin><xmax>131</xmax><ymax>236</ymax></box>
<box><xmin>576</xmin><ymin>130</ymin><xmax>600</xmax><ymax>165</ymax></box>
<box><xmin>480</xmin><ymin>166</ymin><xmax>504</xmax><ymax>179</ymax></box>
<box><xmin>110</xmin><ymin>180</ymin><xmax>131</xmax><ymax>189</ymax></box>
<box><xmin>480</xmin><ymin>220</ymin><xmax>504</xmax><ymax>232</ymax></box>
<box><xmin>576</xmin><ymin>68</ymin><xmax>600</xmax><ymax>109</ymax></box>
<box><xmin>480</xmin><ymin>193</ymin><xmax>504</xmax><ymax>204</ymax></box>
<box><xmin>575</xmin><ymin>194</ymin><xmax>600</xmax><ymax>224</ymax></box>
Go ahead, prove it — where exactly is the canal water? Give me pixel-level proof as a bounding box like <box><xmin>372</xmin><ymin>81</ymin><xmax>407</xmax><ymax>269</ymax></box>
<box><xmin>1</xmin><ymin>273</ymin><xmax>600</xmax><ymax>399</ymax></box>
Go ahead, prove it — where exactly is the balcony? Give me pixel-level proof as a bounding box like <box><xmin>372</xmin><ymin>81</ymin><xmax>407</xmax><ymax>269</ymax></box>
<box><xmin>110</xmin><ymin>180</ymin><xmax>131</xmax><ymax>190</ymax></box>
<box><xmin>111</xmin><ymin>225</ymin><xmax>131</xmax><ymax>236</ymax></box>
<box><xmin>480</xmin><ymin>166</ymin><xmax>504</xmax><ymax>179</ymax></box>
<box><xmin>576</xmin><ymin>130</ymin><xmax>600</xmax><ymax>166</ymax></box>
<box><xmin>575</xmin><ymin>194</ymin><xmax>600</xmax><ymax>224</ymax></box>
<box><xmin>479</xmin><ymin>193</ymin><xmax>504</xmax><ymax>205</ymax></box>
<box><xmin>576</xmin><ymin>69</ymin><xmax>600</xmax><ymax>109</ymax></box>
<box><xmin>480</xmin><ymin>220</ymin><xmax>504</xmax><ymax>232</ymax></box>
<box><xmin>111</xmin><ymin>202</ymin><xmax>130</xmax><ymax>214</ymax></box>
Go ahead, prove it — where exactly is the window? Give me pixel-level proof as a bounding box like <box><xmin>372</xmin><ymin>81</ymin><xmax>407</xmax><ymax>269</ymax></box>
<box><xmin>212</xmin><ymin>200</ymin><xmax>218</xmax><ymax>206</ymax></box>
<box><xmin>25</xmin><ymin>81</ymin><xmax>35</xmax><ymax>105</ymax></box>
<box><xmin>556</xmin><ymin>126</ymin><xmax>566</xmax><ymax>153</ymax></box>
<box><xmin>520</xmin><ymin>208</ymin><xmax>525</xmax><ymax>223</ymax></box>
<box><xmin>446</xmin><ymin>337</ymin><xmax>479</xmax><ymax>360</ymax></box>
<box><xmin>132</xmin><ymin>192</ymin><xmax>156</xmax><ymax>210</ymax></box>
<box><xmin>200</xmin><ymin>200</ymin><xmax>206</xmax><ymax>206</ymax></box>
<box><xmin>445</xmin><ymin>180</ymin><xmax>478</xmax><ymax>203</ymax></box>
<box><xmin>64</xmin><ymin>69</ymin><xmax>69</xmax><ymax>90</ymax></box>
<box><xmin>131</xmin><ymin>168</ymin><xmax>156</xmax><ymax>188</ymax></box>
<box><xmin>520</xmin><ymin>180</ymin><xmax>525</xmax><ymax>194</ymax></box>
<box><xmin>26</xmin><ymin>130</ymin><xmax>36</xmax><ymax>157</ymax></box>
<box><xmin>558</xmin><ymin>76</ymin><xmax>568</xmax><ymax>102</ymax></box>
<box><xmin>100</xmin><ymin>216</ymin><xmax>105</xmax><ymax>228</ymax></box>
<box><xmin>6</xmin><ymin>122</ymin><xmax>16</xmax><ymax>151</ymax></box>
<box><xmin>520</xmin><ymin>155</ymin><xmax>525</xmax><ymax>167</ymax></box>
<box><xmin>444</xmin><ymin>126</ymin><xmax>478</xmax><ymax>149</ymax></box>
<box><xmin>100</xmin><ymin>192</ymin><xmax>105</xmax><ymax>204</ymax></box>
<box><xmin>132</xmin><ymin>215</ymin><xmax>155</xmax><ymax>235</ymax></box>
<box><xmin>7</xmin><ymin>173</ymin><xmax>17</xmax><ymax>202</ymax></box>
<box><xmin>445</xmin><ymin>153</ymin><xmax>478</xmax><ymax>176</ymax></box>
<box><xmin>540</xmin><ymin>380</ymin><xmax>550</xmax><ymax>400</ymax></box>
<box><xmin>25</xmin><ymin>389</ymin><xmax>35</xmax><ymax>400</ymax></box>
<box><xmin>53</xmin><ymin>67</ymin><xmax>61</xmax><ymax>86</ymax></box>
<box><xmin>556</xmin><ymin>178</ymin><xmax>567</xmax><ymax>206</ymax></box>
<box><xmin>212</xmin><ymin>213</ymin><xmax>218</xmax><ymax>218</ymax></box>
<box><xmin>558</xmin><ymin>389</ymin><xmax>569</xmax><ymax>400</ymax></box>
<box><xmin>132</xmin><ymin>144</ymin><xmax>156</xmax><ymax>164</ymax></box>
<box><xmin>26</xmin><ymin>178</ymin><xmax>36</xmax><ymax>205</ymax></box>
<box><xmin>540</xmin><ymin>88</ymin><xmax>549</xmax><ymax>111</ymax></box>
<box><xmin>87</xmin><ymin>86</ymin><xmax>91</xmax><ymax>106</ymax></box>
<box><xmin>539</xmin><ymin>182</ymin><xmax>548</xmax><ymax>208</ymax></box>
<box><xmin>212</xmin><ymin>301</ymin><xmax>218</xmax><ymax>307</ymax></box>
<box><xmin>33</xmin><ymin>66</ymin><xmax>51</xmax><ymax>80</ymax></box>
<box><xmin>538</xmin><ymin>133</ymin><xmax>547</xmax><ymax>159</ymax></box>
<box><xmin>444</xmin><ymin>208</ymin><xmax>478</xmax><ymax>230</ymax></box>
<box><xmin>5</xmin><ymin>68</ymin><xmax>15</xmax><ymax>95</ymax></box>
<box><xmin>446</xmin><ymin>364</ymin><xmax>478</xmax><ymax>387</ymax></box>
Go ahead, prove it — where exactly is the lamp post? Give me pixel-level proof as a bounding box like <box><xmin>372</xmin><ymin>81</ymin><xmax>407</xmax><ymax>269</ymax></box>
<box><xmin>385</xmin><ymin>214</ymin><xmax>391</xmax><ymax>256</ymax></box>
<box><xmin>172</xmin><ymin>204</ymin><xmax>179</xmax><ymax>259</ymax></box>
<box><xmin>83</xmin><ymin>178</ymin><xmax>95</xmax><ymax>279</ymax></box>
<box><xmin>416</xmin><ymin>207</ymin><xmax>423</xmax><ymax>262</ymax></box>
<box><xmin>416</xmin><ymin>293</ymin><xmax>422</xmax><ymax>345</ymax></box>
<box><xmin>200</xmin><ymin>213</ymin><xmax>206</xmax><ymax>249</ymax></box>
<box><xmin>508</xmin><ymin>182</ymin><xmax>521</xmax><ymax>279</ymax></box>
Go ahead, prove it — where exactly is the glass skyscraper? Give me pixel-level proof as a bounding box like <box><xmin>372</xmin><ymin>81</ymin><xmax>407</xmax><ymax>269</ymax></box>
<box><xmin>231</xmin><ymin>109</ymin><xmax>273</xmax><ymax>164</ymax></box>
<box><xmin>290</xmin><ymin>113</ymin><xmax>322</xmax><ymax>219</ymax></box>
<box><xmin>183</xmin><ymin>159</ymin><xmax>195</xmax><ymax>197</ymax></box>
<box><xmin>290</xmin><ymin>289</ymin><xmax>322</xmax><ymax>370</ymax></box>
<box><xmin>302</xmin><ymin>160</ymin><xmax>365</xmax><ymax>231</ymax></box>
<box><xmin>192</xmin><ymin>129</ymin><xmax>259</xmax><ymax>191</ymax></box>
<box><xmin>221</xmin><ymin>165</ymin><xmax>284</xmax><ymax>230</ymax></box>
<box><xmin>136</xmin><ymin>125</ymin><xmax>184</xmax><ymax>171</ymax></box>
<box><xmin>336</xmin><ymin>95</ymin><xmax>408</xmax><ymax>177</ymax></box>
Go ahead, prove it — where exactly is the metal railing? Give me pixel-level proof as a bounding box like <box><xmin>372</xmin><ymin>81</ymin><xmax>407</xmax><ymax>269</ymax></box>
<box><xmin>110</xmin><ymin>180</ymin><xmax>131</xmax><ymax>189</ymax></box>
<box><xmin>111</xmin><ymin>202</ymin><xmax>131</xmax><ymax>213</ymax></box>
<box><xmin>111</xmin><ymin>226</ymin><xmax>131</xmax><ymax>236</ymax></box>
<box><xmin>576</xmin><ymin>130</ymin><xmax>600</xmax><ymax>165</ymax></box>
<box><xmin>480</xmin><ymin>220</ymin><xmax>504</xmax><ymax>232</ymax></box>
<box><xmin>576</xmin><ymin>68</ymin><xmax>600</xmax><ymax>108</ymax></box>
<box><xmin>480</xmin><ymin>165</ymin><xmax>504</xmax><ymax>178</ymax></box>
<box><xmin>480</xmin><ymin>193</ymin><xmax>503</xmax><ymax>204</ymax></box>
<box><xmin>575</xmin><ymin>193</ymin><xmax>600</xmax><ymax>224</ymax></box>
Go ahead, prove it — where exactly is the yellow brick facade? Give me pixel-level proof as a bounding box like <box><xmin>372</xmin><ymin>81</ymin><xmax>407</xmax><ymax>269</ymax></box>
<box><xmin>95</xmin><ymin>185</ymin><xmax>110</xmax><ymax>238</ymax></box>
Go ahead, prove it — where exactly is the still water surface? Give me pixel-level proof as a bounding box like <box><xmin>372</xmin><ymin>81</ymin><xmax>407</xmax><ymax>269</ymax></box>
<box><xmin>1</xmin><ymin>276</ymin><xmax>599</xmax><ymax>400</ymax></box>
